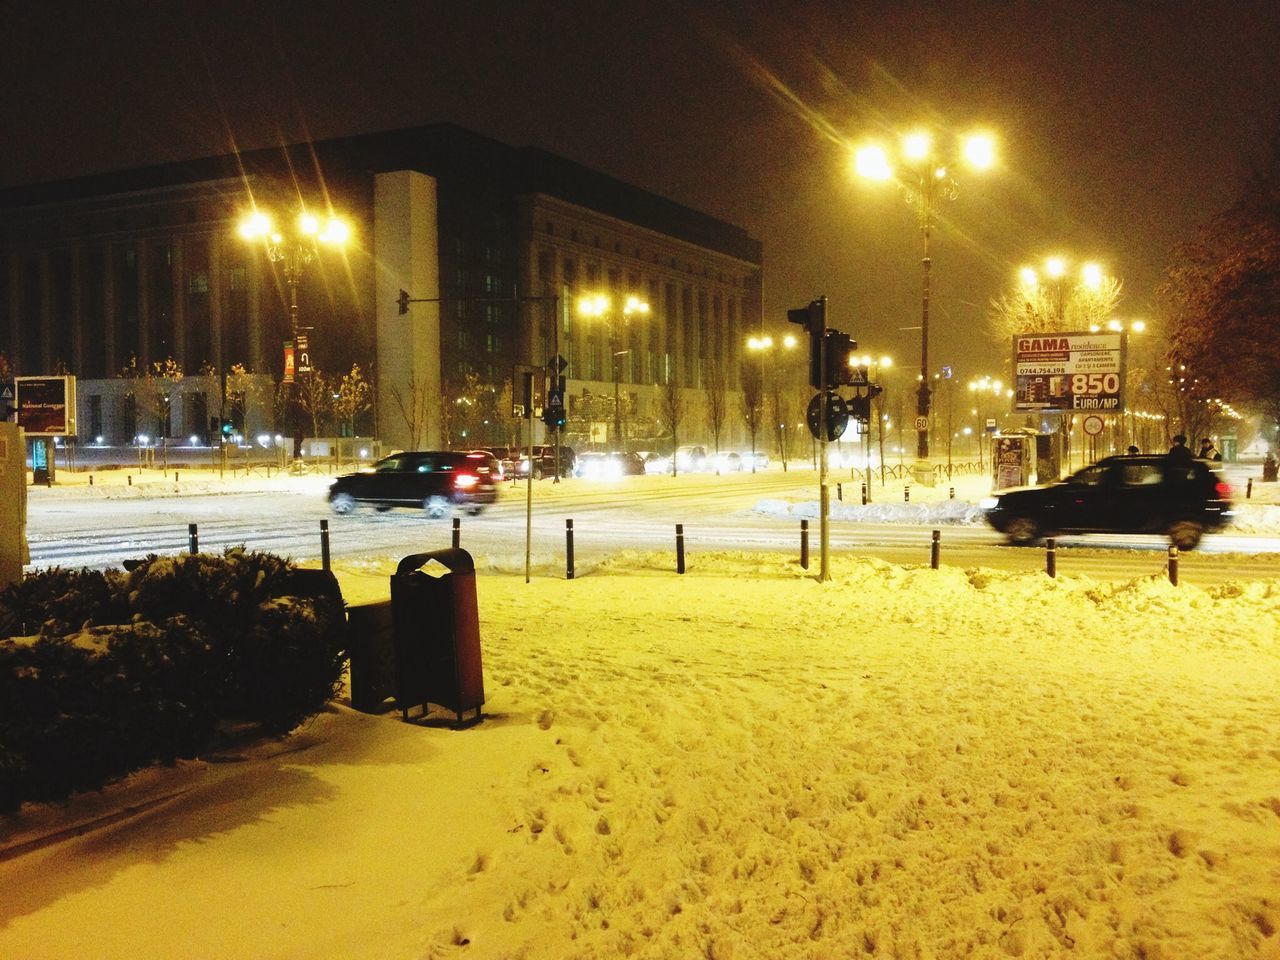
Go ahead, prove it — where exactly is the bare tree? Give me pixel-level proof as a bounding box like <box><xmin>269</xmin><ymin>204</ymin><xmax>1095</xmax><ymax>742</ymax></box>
<box><xmin>331</xmin><ymin>363</ymin><xmax>373</xmax><ymax>437</ymax></box>
<box><xmin>659</xmin><ymin>373</ymin><xmax>685</xmax><ymax>477</ymax></box>
<box><xmin>295</xmin><ymin>367</ymin><xmax>332</xmax><ymax>440</ymax></box>
<box><xmin>988</xmin><ymin>276</ymin><xmax>1123</xmax><ymax>343</ymax></box>
<box><xmin>391</xmin><ymin>374</ymin><xmax>432</xmax><ymax>449</ymax></box>
<box><xmin>704</xmin><ymin>360</ymin><xmax>728</xmax><ymax>454</ymax></box>
<box><xmin>740</xmin><ymin>360</ymin><xmax>764</xmax><ymax>467</ymax></box>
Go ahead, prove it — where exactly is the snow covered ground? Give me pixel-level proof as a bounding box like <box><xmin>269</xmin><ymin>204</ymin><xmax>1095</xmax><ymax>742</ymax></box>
<box><xmin>3</xmin><ymin>462</ymin><xmax>1280</xmax><ymax>959</ymax></box>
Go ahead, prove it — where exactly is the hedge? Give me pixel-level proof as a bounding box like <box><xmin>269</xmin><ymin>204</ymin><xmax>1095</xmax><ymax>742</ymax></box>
<box><xmin>0</xmin><ymin>550</ymin><xmax>347</xmax><ymax>813</ymax></box>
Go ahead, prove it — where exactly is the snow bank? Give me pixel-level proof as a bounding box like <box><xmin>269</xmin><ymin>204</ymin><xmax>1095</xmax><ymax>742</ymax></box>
<box><xmin>3</xmin><ymin>552</ymin><xmax>1278</xmax><ymax>959</ymax></box>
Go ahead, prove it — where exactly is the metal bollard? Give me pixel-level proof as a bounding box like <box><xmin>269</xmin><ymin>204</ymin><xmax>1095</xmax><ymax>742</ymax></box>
<box><xmin>836</xmin><ymin>482</ymin><xmax>842</xmax><ymax>502</ymax></box>
<box><xmin>676</xmin><ymin>523</ymin><xmax>686</xmax><ymax>574</ymax></box>
<box><xmin>949</xmin><ymin>486</ymin><xmax>955</xmax><ymax>499</ymax></box>
<box><xmin>127</xmin><ymin>474</ymin><xmax>132</xmax><ymax>486</ymax></box>
<box><xmin>931</xmin><ymin>529</ymin><xmax>940</xmax><ymax>569</ymax></box>
<box><xmin>1168</xmin><ymin>545</ymin><xmax>1178</xmax><ymax>586</ymax></box>
<box><xmin>89</xmin><ymin>475</ymin><xmax>94</xmax><ymax>486</ymax></box>
<box><xmin>861</xmin><ymin>482</ymin><xmax>867</xmax><ymax>506</ymax></box>
<box><xmin>904</xmin><ymin>486</ymin><xmax>910</xmax><ymax>502</ymax></box>
<box><xmin>1046</xmin><ymin>537</ymin><xmax>1056</xmax><ymax>578</ymax></box>
<box><xmin>1247</xmin><ymin>478</ymin><xmax>1253</xmax><ymax>499</ymax></box>
<box><xmin>566</xmin><ymin>519</ymin><xmax>575</xmax><ymax>580</ymax></box>
<box><xmin>800</xmin><ymin>519</ymin><xmax>810</xmax><ymax>570</ymax></box>
<box><xmin>452</xmin><ymin>517</ymin><xmax>461</xmax><ymax>549</ymax></box>
<box><xmin>320</xmin><ymin>519</ymin><xmax>331</xmax><ymax>571</ymax></box>
<box><xmin>188</xmin><ymin>523</ymin><xmax>198</xmax><ymax>554</ymax></box>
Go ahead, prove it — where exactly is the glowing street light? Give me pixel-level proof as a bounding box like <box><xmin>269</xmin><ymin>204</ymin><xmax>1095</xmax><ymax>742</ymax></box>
<box><xmin>748</xmin><ymin>333</ymin><xmax>801</xmax><ymax>471</ymax></box>
<box><xmin>852</xmin><ymin>127</ymin><xmax>998</xmax><ymax>484</ymax></box>
<box><xmin>578</xmin><ymin>293</ymin><xmax>650</xmax><ymax>449</ymax></box>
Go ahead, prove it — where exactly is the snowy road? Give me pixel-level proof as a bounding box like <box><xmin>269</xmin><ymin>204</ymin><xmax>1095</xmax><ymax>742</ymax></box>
<box><xmin>24</xmin><ymin>470</ymin><xmax>1280</xmax><ymax>585</ymax></box>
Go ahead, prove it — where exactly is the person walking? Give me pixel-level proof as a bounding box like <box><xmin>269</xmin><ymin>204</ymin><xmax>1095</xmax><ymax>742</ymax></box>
<box><xmin>1198</xmin><ymin>437</ymin><xmax>1222</xmax><ymax>461</ymax></box>
<box><xmin>1168</xmin><ymin>434</ymin><xmax>1193</xmax><ymax>465</ymax></box>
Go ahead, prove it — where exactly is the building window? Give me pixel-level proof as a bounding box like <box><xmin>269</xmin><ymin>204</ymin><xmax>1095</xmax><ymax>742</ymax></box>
<box><xmin>229</xmin><ymin>266</ymin><xmax>247</xmax><ymax>292</ymax></box>
<box><xmin>485</xmin><ymin>334</ymin><xmax>502</xmax><ymax>353</ymax></box>
<box><xmin>88</xmin><ymin>395</ymin><xmax>102</xmax><ymax>438</ymax></box>
<box><xmin>188</xmin><ymin>271</ymin><xmax>209</xmax><ymax>294</ymax></box>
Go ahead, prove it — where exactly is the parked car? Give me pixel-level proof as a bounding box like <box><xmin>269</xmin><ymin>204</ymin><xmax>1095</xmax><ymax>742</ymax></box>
<box><xmin>575</xmin><ymin>451</ymin><xmax>646</xmax><ymax>480</ymax></box>
<box><xmin>513</xmin><ymin>444</ymin><xmax>577</xmax><ymax>479</ymax></box>
<box><xmin>711</xmin><ymin>451</ymin><xmax>743</xmax><ymax>473</ymax></box>
<box><xmin>981</xmin><ymin>454</ymin><xmax>1233</xmax><ymax>549</ymax></box>
<box><xmin>328</xmin><ymin>450</ymin><xmax>500</xmax><ymax>518</ymax></box>
<box><xmin>675</xmin><ymin>444</ymin><xmax>709</xmax><ymax>472</ymax></box>
<box><xmin>468</xmin><ymin>448</ymin><xmax>506</xmax><ymax>479</ymax></box>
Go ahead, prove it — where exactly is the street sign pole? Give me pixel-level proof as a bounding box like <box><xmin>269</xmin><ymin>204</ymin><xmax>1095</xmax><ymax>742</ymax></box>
<box><xmin>819</xmin><ymin>305</ymin><xmax>830</xmax><ymax>582</ymax></box>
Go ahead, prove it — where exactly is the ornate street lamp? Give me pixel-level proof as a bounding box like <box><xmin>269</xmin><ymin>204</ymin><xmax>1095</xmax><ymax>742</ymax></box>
<box><xmin>746</xmin><ymin>333</ymin><xmax>799</xmax><ymax>472</ymax></box>
<box><xmin>854</xmin><ymin>129</ymin><xmax>996</xmax><ymax>485</ymax></box>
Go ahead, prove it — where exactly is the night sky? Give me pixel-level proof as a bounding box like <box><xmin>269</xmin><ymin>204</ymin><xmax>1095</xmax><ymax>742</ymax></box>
<box><xmin>4</xmin><ymin>0</ymin><xmax>1278</xmax><ymax>381</ymax></box>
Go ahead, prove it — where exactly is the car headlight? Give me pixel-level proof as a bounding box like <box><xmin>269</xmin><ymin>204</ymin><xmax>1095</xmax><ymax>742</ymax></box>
<box><xmin>979</xmin><ymin>497</ymin><xmax>1000</xmax><ymax>510</ymax></box>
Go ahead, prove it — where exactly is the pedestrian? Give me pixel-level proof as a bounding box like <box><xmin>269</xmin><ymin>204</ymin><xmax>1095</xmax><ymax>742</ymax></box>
<box><xmin>1167</xmin><ymin>434</ymin><xmax>1193</xmax><ymax>465</ymax></box>
<box><xmin>1197</xmin><ymin>437</ymin><xmax>1222</xmax><ymax>461</ymax></box>
<box><xmin>1126</xmin><ymin>444</ymin><xmax>1140</xmax><ymax>455</ymax></box>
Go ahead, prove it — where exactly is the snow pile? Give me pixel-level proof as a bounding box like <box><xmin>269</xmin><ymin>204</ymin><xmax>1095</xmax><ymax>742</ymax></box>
<box><xmin>3</xmin><ymin>552</ymin><xmax>1279</xmax><ymax>959</ymax></box>
<box><xmin>762</xmin><ymin>495</ymin><xmax>987</xmax><ymax>525</ymax></box>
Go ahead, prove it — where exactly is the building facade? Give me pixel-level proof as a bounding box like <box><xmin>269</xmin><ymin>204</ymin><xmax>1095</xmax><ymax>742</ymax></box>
<box><xmin>0</xmin><ymin>124</ymin><xmax>763</xmax><ymax>451</ymax></box>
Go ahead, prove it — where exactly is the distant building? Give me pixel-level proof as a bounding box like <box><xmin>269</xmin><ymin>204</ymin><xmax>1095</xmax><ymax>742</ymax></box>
<box><xmin>0</xmin><ymin>124</ymin><xmax>763</xmax><ymax>450</ymax></box>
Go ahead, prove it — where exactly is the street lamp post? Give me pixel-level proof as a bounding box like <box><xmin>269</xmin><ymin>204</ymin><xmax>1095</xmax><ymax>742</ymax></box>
<box><xmin>578</xmin><ymin>293</ymin><xmax>649</xmax><ymax>450</ymax></box>
<box><xmin>855</xmin><ymin>129</ymin><xmax>995</xmax><ymax>485</ymax></box>
<box><xmin>238</xmin><ymin>208</ymin><xmax>349</xmax><ymax>460</ymax></box>
<box><xmin>747</xmin><ymin>333</ymin><xmax>799</xmax><ymax>472</ymax></box>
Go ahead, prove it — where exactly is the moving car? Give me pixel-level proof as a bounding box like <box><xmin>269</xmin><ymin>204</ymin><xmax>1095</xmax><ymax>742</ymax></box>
<box><xmin>512</xmin><ymin>444</ymin><xmax>577</xmax><ymax>479</ymax></box>
<box><xmin>574</xmin><ymin>451</ymin><xmax>646</xmax><ymax>480</ymax></box>
<box><xmin>981</xmin><ymin>454</ymin><xmax>1233</xmax><ymax>549</ymax></box>
<box><xmin>328</xmin><ymin>450</ymin><xmax>499</xmax><ymax>518</ymax></box>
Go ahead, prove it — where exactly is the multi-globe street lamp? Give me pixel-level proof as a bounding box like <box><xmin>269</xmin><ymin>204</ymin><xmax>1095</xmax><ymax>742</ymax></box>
<box><xmin>577</xmin><ymin>293</ymin><xmax>650</xmax><ymax>450</ymax></box>
<box><xmin>853</xmin><ymin>128</ymin><xmax>996</xmax><ymax>484</ymax></box>
<box><xmin>746</xmin><ymin>333</ymin><xmax>799</xmax><ymax>471</ymax></box>
<box><xmin>1019</xmin><ymin>257</ymin><xmax>1104</xmax><ymax>324</ymax></box>
<box><xmin>237</xmin><ymin>207</ymin><xmax>350</xmax><ymax>458</ymax></box>
<box><xmin>967</xmin><ymin>375</ymin><xmax>1004</xmax><ymax>468</ymax></box>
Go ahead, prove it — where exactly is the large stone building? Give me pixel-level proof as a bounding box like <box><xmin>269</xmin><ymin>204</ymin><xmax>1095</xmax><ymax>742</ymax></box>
<box><xmin>0</xmin><ymin>124</ymin><xmax>763</xmax><ymax>451</ymax></box>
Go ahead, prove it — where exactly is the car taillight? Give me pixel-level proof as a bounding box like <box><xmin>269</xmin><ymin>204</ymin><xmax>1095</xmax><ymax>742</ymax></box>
<box><xmin>1215</xmin><ymin>481</ymin><xmax>1232</xmax><ymax>500</ymax></box>
<box><xmin>455</xmin><ymin>473</ymin><xmax>478</xmax><ymax>490</ymax></box>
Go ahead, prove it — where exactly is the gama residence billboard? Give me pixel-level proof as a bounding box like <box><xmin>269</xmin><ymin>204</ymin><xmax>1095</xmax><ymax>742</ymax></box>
<box><xmin>1012</xmin><ymin>332</ymin><xmax>1126</xmax><ymax>413</ymax></box>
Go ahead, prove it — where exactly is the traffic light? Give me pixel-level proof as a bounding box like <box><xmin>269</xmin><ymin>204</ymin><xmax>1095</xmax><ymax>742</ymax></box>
<box><xmin>542</xmin><ymin>404</ymin><xmax>566</xmax><ymax>430</ymax></box>
<box><xmin>787</xmin><ymin>298</ymin><xmax>825</xmax><ymax>337</ymax></box>
<box><xmin>806</xmin><ymin>329</ymin><xmax>859</xmax><ymax>390</ymax></box>
<box><xmin>397</xmin><ymin>289</ymin><xmax>411</xmax><ymax>316</ymax></box>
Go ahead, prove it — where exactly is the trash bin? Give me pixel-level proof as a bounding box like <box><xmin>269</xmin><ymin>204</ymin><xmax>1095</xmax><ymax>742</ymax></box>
<box><xmin>390</xmin><ymin>548</ymin><xmax>485</xmax><ymax>727</ymax></box>
<box><xmin>347</xmin><ymin>599</ymin><xmax>396</xmax><ymax>713</ymax></box>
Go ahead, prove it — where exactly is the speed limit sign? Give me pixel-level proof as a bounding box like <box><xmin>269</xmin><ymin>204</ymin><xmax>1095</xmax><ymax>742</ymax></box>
<box><xmin>914</xmin><ymin>416</ymin><xmax>929</xmax><ymax>430</ymax></box>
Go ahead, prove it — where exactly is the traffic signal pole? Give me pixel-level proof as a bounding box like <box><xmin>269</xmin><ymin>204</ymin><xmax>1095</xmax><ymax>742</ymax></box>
<box><xmin>818</xmin><ymin>317</ymin><xmax>830</xmax><ymax>582</ymax></box>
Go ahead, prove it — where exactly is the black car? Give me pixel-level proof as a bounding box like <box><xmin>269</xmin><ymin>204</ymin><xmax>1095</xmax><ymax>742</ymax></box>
<box><xmin>982</xmin><ymin>454</ymin><xmax>1233</xmax><ymax>549</ymax></box>
<box><xmin>328</xmin><ymin>451</ymin><xmax>499</xmax><ymax>518</ymax></box>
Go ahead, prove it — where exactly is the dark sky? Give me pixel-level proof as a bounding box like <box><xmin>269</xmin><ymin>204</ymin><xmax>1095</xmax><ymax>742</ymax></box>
<box><xmin>4</xmin><ymin>0</ymin><xmax>1278</xmax><ymax>380</ymax></box>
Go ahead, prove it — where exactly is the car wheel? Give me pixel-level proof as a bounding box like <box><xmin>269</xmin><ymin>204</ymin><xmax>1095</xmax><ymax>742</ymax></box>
<box><xmin>330</xmin><ymin>493</ymin><xmax>356</xmax><ymax>515</ymax></box>
<box><xmin>424</xmin><ymin>495</ymin><xmax>450</xmax><ymax>519</ymax></box>
<box><xmin>1005</xmin><ymin>516</ymin><xmax>1040</xmax><ymax>546</ymax></box>
<box><xmin>1168</xmin><ymin>520</ymin><xmax>1204</xmax><ymax>550</ymax></box>
<box><xmin>466</xmin><ymin>505</ymin><xmax>483</xmax><ymax>516</ymax></box>
<box><xmin>375</xmin><ymin>505</ymin><xmax>391</xmax><ymax>513</ymax></box>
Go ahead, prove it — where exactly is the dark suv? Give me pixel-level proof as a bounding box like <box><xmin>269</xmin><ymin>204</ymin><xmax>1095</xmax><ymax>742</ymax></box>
<box><xmin>328</xmin><ymin>451</ymin><xmax>499</xmax><ymax>518</ymax></box>
<box><xmin>982</xmin><ymin>454</ymin><xmax>1233</xmax><ymax>549</ymax></box>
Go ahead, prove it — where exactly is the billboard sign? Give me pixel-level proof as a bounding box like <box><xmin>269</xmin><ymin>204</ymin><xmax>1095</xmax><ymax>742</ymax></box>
<box><xmin>15</xmin><ymin>376</ymin><xmax>76</xmax><ymax>435</ymax></box>
<box><xmin>1012</xmin><ymin>332</ymin><xmax>1126</xmax><ymax>413</ymax></box>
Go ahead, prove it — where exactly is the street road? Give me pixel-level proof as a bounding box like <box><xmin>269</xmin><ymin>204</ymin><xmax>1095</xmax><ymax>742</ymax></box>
<box><xmin>24</xmin><ymin>470</ymin><xmax>1280</xmax><ymax>586</ymax></box>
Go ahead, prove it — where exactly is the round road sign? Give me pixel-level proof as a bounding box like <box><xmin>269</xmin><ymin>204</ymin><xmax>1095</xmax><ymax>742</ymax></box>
<box><xmin>1082</xmin><ymin>414</ymin><xmax>1104</xmax><ymax>436</ymax></box>
<box><xmin>806</xmin><ymin>392</ymin><xmax>850</xmax><ymax>442</ymax></box>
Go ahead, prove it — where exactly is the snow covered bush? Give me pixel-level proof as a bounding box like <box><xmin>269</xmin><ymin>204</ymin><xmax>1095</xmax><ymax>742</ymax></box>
<box><xmin>0</xmin><ymin>551</ymin><xmax>347</xmax><ymax>812</ymax></box>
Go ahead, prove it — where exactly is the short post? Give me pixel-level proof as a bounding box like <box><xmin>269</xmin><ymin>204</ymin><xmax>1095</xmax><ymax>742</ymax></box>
<box><xmin>1247</xmin><ymin>477</ymin><xmax>1253</xmax><ymax>499</ymax></box>
<box><xmin>127</xmin><ymin>474</ymin><xmax>132</xmax><ymax>486</ymax></box>
<box><xmin>89</xmin><ymin>475</ymin><xmax>93</xmax><ymax>486</ymax></box>
<box><xmin>676</xmin><ymin>523</ymin><xmax>686</xmax><ymax>574</ymax></box>
<box><xmin>175</xmin><ymin>471</ymin><xmax>179</xmax><ymax>484</ymax></box>
<box><xmin>930</xmin><ymin>529</ymin><xmax>940</xmax><ymax>569</ymax></box>
<box><xmin>949</xmin><ymin>486</ymin><xmax>955</xmax><ymax>499</ymax></box>
<box><xmin>320</xmin><ymin>519</ymin><xmax>331</xmax><ymax>572</ymax></box>
<box><xmin>903</xmin><ymin>485</ymin><xmax>910</xmax><ymax>502</ymax></box>
<box><xmin>187</xmin><ymin>522</ymin><xmax>198</xmax><ymax>554</ymax></box>
<box><xmin>565</xmin><ymin>519</ymin><xmax>575</xmax><ymax>580</ymax></box>
<box><xmin>452</xmin><ymin>517</ymin><xmax>461</xmax><ymax>549</ymax></box>
<box><xmin>836</xmin><ymin>482</ymin><xmax>842</xmax><ymax>502</ymax></box>
<box><xmin>861</xmin><ymin>482</ymin><xmax>867</xmax><ymax>506</ymax></box>
<box><xmin>800</xmin><ymin>519</ymin><xmax>810</xmax><ymax>570</ymax></box>
<box><xmin>1168</xmin><ymin>545</ymin><xmax>1179</xmax><ymax>586</ymax></box>
<box><xmin>1046</xmin><ymin>537</ymin><xmax>1057</xmax><ymax>578</ymax></box>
